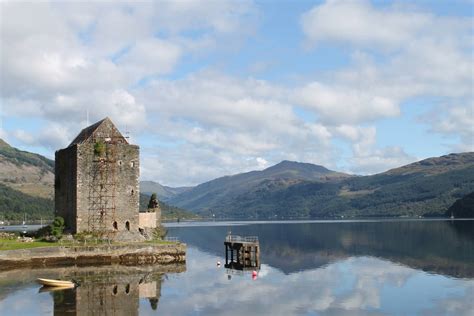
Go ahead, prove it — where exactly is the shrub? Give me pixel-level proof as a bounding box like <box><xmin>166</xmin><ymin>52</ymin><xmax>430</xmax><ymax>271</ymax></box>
<box><xmin>147</xmin><ymin>193</ymin><xmax>159</xmax><ymax>211</ymax></box>
<box><xmin>152</xmin><ymin>225</ymin><xmax>167</xmax><ymax>240</ymax></box>
<box><xmin>50</xmin><ymin>216</ymin><xmax>65</xmax><ymax>239</ymax></box>
<box><xmin>34</xmin><ymin>225</ymin><xmax>52</xmax><ymax>239</ymax></box>
<box><xmin>94</xmin><ymin>141</ymin><xmax>106</xmax><ymax>156</ymax></box>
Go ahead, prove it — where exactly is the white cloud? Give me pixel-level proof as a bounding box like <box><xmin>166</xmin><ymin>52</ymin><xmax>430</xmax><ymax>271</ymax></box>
<box><xmin>0</xmin><ymin>128</ymin><xmax>7</xmax><ymax>141</ymax></box>
<box><xmin>426</xmin><ymin>103</ymin><xmax>474</xmax><ymax>152</ymax></box>
<box><xmin>332</xmin><ymin>125</ymin><xmax>417</xmax><ymax>174</ymax></box>
<box><xmin>301</xmin><ymin>0</ymin><xmax>469</xmax><ymax>50</ymax></box>
<box><xmin>0</xmin><ymin>0</ymin><xmax>259</xmax><ymax>106</ymax></box>
<box><xmin>117</xmin><ymin>38</ymin><xmax>182</xmax><ymax>78</ymax></box>
<box><xmin>11</xmin><ymin>129</ymin><xmax>35</xmax><ymax>145</ymax></box>
<box><xmin>255</xmin><ymin>157</ymin><xmax>269</xmax><ymax>169</ymax></box>
<box><xmin>0</xmin><ymin>1</ymin><xmax>260</xmax><ymax>180</ymax></box>
<box><xmin>136</xmin><ymin>72</ymin><xmax>338</xmax><ymax>185</ymax></box>
<box><xmin>350</xmin><ymin>146</ymin><xmax>417</xmax><ymax>175</ymax></box>
<box><xmin>301</xmin><ymin>0</ymin><xmax>472</xmax><ymax>105</ymax></box>
<box><xmin>425</xmin><ymin>283</ymin><xmax>474</xmax><ymax>316</ymax></box>
<box><xmin>152</xmin><ymin>254</ymin><xmax>421</xmax><ymax>316</ymax></box>
<box><xmin>299</xmin><ymin>0</ymin><xmax>472</xmax><ymax>163</ymax></box>
<box><xmin>12</xmin><ymin>123</ymin><xmax>72</xmax><ymax>151</ymax></box>
<box><xmin>294</xmin><ymin>82</ymin><xmax>400</xmax><ymax>124</ymax></box>
<box><xmin>0</xmin><ymin>0</ymin><xmax>471</xmax><ymax>186</ymax></box>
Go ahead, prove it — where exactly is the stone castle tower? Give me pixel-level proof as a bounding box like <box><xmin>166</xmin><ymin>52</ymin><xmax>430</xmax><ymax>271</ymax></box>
<box><xmin>55</xmin><ymin>117</ymin><xmax>140</xmax><ymax>234</ymax></box>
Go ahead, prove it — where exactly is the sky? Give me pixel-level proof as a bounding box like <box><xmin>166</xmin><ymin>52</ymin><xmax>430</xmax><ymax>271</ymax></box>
<box><xmin>0</xmin><ymin>0</ymin><xmax>473</xmax><ymax>187</ymax></box>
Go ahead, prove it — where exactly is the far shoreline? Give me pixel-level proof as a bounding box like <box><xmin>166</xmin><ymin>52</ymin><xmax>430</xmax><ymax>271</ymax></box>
<box><xmin>162</xmin><ymin>217</ymin><xmax>474</xmax><ymax>227</ymax></box>
<box><xmin>1</xmin><ymin>217</ymin><xmax>473</xmax><ymax>231</ymax></box>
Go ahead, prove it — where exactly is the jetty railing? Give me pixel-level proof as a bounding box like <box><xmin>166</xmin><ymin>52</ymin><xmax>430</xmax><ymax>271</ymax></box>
<box><xmin>225</xmin><ymin>235</ymin><xmax>258</xmax><ymax>243</ymax></box>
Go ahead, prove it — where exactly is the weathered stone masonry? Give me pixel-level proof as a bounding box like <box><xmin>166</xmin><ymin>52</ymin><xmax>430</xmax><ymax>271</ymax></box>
<box><xmin>55</xmin><ymin>117</ymin><xmax>140</xmax><ymax>235</ymax></box>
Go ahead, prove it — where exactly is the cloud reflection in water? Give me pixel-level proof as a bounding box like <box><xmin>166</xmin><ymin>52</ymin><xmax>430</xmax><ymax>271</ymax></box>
<box><xmin>139</xmin><ymin>247</ymin><xmax>473</xmax><ymax>315</ymax></box>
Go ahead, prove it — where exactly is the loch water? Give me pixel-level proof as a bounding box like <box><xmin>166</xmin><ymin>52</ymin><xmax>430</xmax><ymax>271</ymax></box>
<box><xmin>0</xmin><ymin>219</ymin><xmax>473</xmax><ymax>315</ymax></box>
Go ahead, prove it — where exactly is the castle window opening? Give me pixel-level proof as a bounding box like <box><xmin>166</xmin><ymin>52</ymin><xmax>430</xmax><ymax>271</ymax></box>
<box><xmin>113</xmin><ymin>221</ymin><xmax>118</xmax><ymax>230</ymax></box>
<box><xmin>125</xmin><ymin>221</ymin><xmax>130</xmax><ymax>231</ymax></box>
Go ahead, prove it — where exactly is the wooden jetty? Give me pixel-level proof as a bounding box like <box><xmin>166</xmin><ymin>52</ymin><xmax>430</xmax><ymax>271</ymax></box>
<box><xmin>224</xmin><ymin>234</ymin><xmax>260</xmax><ymax>273</ymax></box>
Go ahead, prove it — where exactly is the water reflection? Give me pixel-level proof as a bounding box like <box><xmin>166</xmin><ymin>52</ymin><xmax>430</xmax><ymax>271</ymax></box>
<box><xmin>152</xmin><ymin>248</ymin><xmax>474</xmax><ymax>315</ymax></box>
<box><xmin>169</xmin><ymin>220</ymin><xmax>474</xmax><ymax>278</ymax></box>
<box><xmin>0</xmin><ymin>264</ymin><xmax>185</xmax><ymax>315</ymax></box>
<box><xmin>224</xmin><ymin>234</ymin><xmax>260</xmax><ymax>275</ymax></box>
<box><xmin>1</xmin><ymin>220</ymin><xmax>473</xmax><ymax>315</ymax></box>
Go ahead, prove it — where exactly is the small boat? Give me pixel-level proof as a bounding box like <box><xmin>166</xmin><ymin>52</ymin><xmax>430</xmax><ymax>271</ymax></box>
<box><xmin>36</xmin><ymin>278</ymin><xmax>76</xmax><ymax>288</ymax></box>
<box><xmin>38</xmin><ymin>285</ymin><xmax>75</xmax><ymax>293</ymax></box>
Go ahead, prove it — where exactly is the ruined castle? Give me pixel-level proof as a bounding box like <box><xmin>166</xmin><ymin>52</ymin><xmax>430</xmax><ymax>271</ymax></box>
<box><xmin>55</xmin><ymin>117</ymin><xmax>158</xmax><ymax>237</ymax></box>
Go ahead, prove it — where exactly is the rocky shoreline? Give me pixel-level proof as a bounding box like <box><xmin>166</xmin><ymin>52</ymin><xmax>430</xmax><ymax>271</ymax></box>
<box><xmin>0</xmin><ymin>243</ymin><xmax>186</xmax><ymax>271</ymax></box>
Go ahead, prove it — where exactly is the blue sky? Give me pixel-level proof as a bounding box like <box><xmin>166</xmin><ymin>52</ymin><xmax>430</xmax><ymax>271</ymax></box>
<box><xmin>0</xmin><ymin>0</ymin><xmax>473</xmax><ymax>186</ymax></box>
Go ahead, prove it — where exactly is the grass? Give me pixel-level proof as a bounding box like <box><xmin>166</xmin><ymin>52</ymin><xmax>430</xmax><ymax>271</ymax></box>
<box><xmin>0</xmin><ymin>238</ymin><xmax>179</xmax><ymax>251</ymax></box>
<box><xmin>144</xmin><ymin>240</ymin><xmax>178</xmax><ymax>245</ymax></box>
<box><xmin>0</xmin><ymin>238</ymin><xmax>59</xmax><ymax>251</ymax></box>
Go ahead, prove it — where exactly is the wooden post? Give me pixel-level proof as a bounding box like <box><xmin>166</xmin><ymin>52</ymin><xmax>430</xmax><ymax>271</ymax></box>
<box><xmin>225</xmin><ymin>244</ymin><xmax>228</xmax><ymax>263</ymax></box>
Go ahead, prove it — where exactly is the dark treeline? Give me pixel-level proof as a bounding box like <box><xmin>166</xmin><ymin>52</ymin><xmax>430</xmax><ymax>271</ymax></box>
<box><xmin>0</xmin><ymin>184</ymin><xmax>53</xmax><ymax>221</ymax></box>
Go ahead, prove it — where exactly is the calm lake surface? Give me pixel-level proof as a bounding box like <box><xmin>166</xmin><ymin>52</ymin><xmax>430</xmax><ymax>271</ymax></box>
<box><xmin>1</xmin><ymin>219</ymin><xmax>473</xmax><ymax>315</ymax></box>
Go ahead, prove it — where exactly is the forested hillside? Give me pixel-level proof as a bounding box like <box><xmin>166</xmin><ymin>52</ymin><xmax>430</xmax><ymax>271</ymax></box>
<box><xmin>139</xmin><ymin>193</ymin><xmax>200</xmax><ymax>220</ymax></box>
<box><xmin>168</xmin><ymin>160</ymin><xmax>351</xmax><ymax>213</ymax></box>
<box><xmin>0</xmin><ymin>183</ymin><xmax>53</xmax><ymax>221</ymax></box>
<box><xmin>0</xmin><ymin>139</ymin><xmax>54</xmax><ymax>199</ymax></box>
<box><xmin>171</xmin><ymin>153</ymin><xmax>474</xmax><ymax>219</ymax></box>
<box><xmin>140</xmin><ymin>180</ymin><xmax>192</xmax><ymax>201</ymax></box>
<box><xmin>446</xmin><ymin>192</ymin><xmax>474</xmax><ymax>218</ymax></box>
<box><xmin>1</xmin><ymin>138</ymin><xmax>472</xmax><ymax>221</ymax></box>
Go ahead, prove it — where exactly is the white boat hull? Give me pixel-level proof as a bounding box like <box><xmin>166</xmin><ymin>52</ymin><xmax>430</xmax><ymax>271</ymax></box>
<box><xmin>36</xmin><ymin>278</ymin><xmax>75</xmax><ymax>287</ymax></box>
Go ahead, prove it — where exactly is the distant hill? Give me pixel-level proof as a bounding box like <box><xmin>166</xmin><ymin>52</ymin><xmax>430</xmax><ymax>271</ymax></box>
<box><xmin>0</xmin><ymin>139</ymin><xmax>54</xmax><ymax>199</ymax></box>
<box><xmin>0</xmin><ymin>140</ymin><xmax>195</xmax><ymax>221</ymax></box>
<box><xmin>139</xmin><ymin>193</ymin><xmax>200</xmax><ymax>221</ymax></box>
<box><xmin>446</xmin><ymin>191</ymin><xmax>474</xmax><ymax>218</ymax></box>
<box><xmin>2</xmin><ymin>139</ymin><xmax>472</xmax><ymax>221</ymax></box>
<box><xmin>170</xmin><ymin>153</ymin><xmax>474</xmax><ymax>219</ymax></box>
<box><xmin>384</xmin><ymin>152</ymin><xmax>474</xmax><ymax>176</ymax></box>
<box><xmin>0</xmin><ymin>183</ymin><xmax>53</xmax><ymax>221</ymax></box>
<box><xmin>140</xmin><ymin>181</ymin><xmax>192</xmax><ymax>201</ymax></box>
<box><xmin>168</xmin><ymin>160</ymin><xmax>352</xmax><ymax>215</ymax></box>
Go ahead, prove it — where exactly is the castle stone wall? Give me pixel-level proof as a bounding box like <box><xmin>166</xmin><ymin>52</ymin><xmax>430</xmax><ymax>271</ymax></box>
<box><xmin>139</xmin><ymin>212</ymin><xmax>156</xmax><ymax>229</ymax></box>
<box><xmin>55</xmin><ymin>118</ymin><xmax>141</xmax><ymax>235</ymax></box>
<box><xmin>55</xmin><ymin>146</ymin><xmax>77</xmax><ymax>232</ymax></box>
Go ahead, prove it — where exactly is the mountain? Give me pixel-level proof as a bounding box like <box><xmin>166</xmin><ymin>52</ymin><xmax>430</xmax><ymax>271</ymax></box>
<box><xmin>384</xmin><ymin>152</ymin><xmax>474</xmax><ymax>176</ymax></box>
<box><xmin>0</xmin><ymin>139</ymin><xmax>54</xmax><ymax>199</ymax></box>
<box><xmin>139</xmin><ymin>193</ymin><xmax>200</xmax><ymax>221</ymax></box>
<box><xmin>170</xmin><ymin>153</ymin><xmax>474</xmax><ymax>219</ymax></box>
<box><xmin>0</xmin><ymin>183</ymin><xmax>53</xmax><ymax>221</ymax></box>
<box><xmin>2</xmin><ymin>138</ymin><xmax>472</xmax><ymax>221</ymax></box>
<box><xmin>0</xmin><ymin>140</ymin><xmax>197</xmax><ymax>221</ymax></box>
<box><xmin>446</xmin><ymin>191</ymin><xmax>474</xmax><ymax>218</ymax></box>
<box><xmin>168</xmin><ymin>160</ymin><xmax>352</xmax><ymax>215</ymax></box>
<box><xmin>140</xmin><ymin>181</ymin><xmax>192</xmax><ymax>201</ymax></box>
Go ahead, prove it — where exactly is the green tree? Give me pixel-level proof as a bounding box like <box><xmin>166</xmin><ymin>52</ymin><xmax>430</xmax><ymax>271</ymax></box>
<box><xmin>50</xmin><ymin>216</ymin><xmax>65</xmax><ymax>239</ymax></box>
<box><xmin>147</xmin><ymin>193</ymin><xmax>159</xmax><ymax>211</ymax></box>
